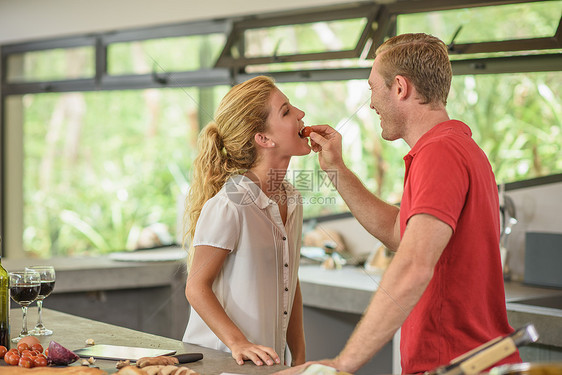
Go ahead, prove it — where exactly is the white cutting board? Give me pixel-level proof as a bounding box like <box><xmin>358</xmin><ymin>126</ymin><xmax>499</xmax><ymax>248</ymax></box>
<box><xmin>74</xmin><ymin>344</ymin><xmax>176</xmax><ymax>361</ymax></box>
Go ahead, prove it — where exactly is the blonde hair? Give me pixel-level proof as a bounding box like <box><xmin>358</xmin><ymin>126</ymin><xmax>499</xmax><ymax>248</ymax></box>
<box><xmin>375</xmin><ymin>33</ymin><xmax>452</xmax><ymax>106</ymax></box>
<box><xmin>183</xmin><ymin>76</ymin><xmax>277</xmax><ymax>252</ymax></box>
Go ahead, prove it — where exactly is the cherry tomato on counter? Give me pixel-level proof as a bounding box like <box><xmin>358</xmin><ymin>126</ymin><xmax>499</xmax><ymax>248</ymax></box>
<box><xmin>4</xmin><ymin>351</ymin><xmax>20</xmax><ymax>366</ymax></box>
<box><xmin>33</xmin><ymin>356</ymin><xmax>48</xmax><ymax>367</ymax></box>
<box><xmin>18</xmin><ymin>356</ymin><xmax>34</xmax><ymax>368</ymax></box>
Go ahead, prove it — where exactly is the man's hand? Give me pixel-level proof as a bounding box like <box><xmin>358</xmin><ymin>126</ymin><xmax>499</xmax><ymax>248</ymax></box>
<box><xmin>307</xmin><ymin>125</ymin><xmax>344</xmax><ymax>172</ymax></box>
<box><xmin>230</xmin><ymin>341</ymin><xmax>280</xmax><ymax>366</ymax></box>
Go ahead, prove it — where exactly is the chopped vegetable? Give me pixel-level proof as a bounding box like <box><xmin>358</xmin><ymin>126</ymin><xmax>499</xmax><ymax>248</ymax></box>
<box><xmin>47</xmin><ymin>341</ymin><xmax>79</xmax><ymax>365</ymax></box>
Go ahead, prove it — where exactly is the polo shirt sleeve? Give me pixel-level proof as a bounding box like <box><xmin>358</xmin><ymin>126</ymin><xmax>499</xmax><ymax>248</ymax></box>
<box><xmin>406</xmin><ymin>140</ymin><xmax>469</xmax><ymax>232</ymax></box>
<box><xmin>193</xmin><ymin>195</ymin><xmax>240</xmax><ymax>252</ymax></box>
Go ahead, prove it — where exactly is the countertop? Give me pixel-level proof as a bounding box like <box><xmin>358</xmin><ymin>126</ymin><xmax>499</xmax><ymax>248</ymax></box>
<box><xmin>298</xmin><ymin>264</ymin><xmax>562</xmax><ymax>347</ymax></box>
<box><xmin>2</xmin><ymin>308</ymin><xmax>286</xmax><ymax>375</ymax></box>
<box><xmin>3</xmin><ymin>252</ymin><xmax>561</xmax><ymax>349</ymax></box>
<box><xmin>2</xmin><ymin>247</ymin><xmax>188</xmax><ymax>293</ymax></box>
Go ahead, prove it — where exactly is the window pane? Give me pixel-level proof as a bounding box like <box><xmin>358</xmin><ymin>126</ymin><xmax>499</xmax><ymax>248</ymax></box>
<box><xmin>397</xmin><ymin>1</ymin><xmax>562</xmax><ymax>44</ymax></box>
<box><xmin>448</xmin><ymin>71</ymin><xmax>562</xmax><ymax>184</ymax></box>
<box><xmin>21</xmin><ymin>86</ymin><xmax>228</xmax><ymax>257</ymax></box>
<box><xmin>107</xmin><ymin>34</ymin><xmax>226</xmax><ymax>75</ymax></box>
<box><xmin>244</xmin><ymin>18</ymin><xmax>367</xmax><ymax>58</ymax></box>
<box><xmin>6</xmin><ymin>47</ymin><xmax>94</xmax><ymax>82</ymax></box>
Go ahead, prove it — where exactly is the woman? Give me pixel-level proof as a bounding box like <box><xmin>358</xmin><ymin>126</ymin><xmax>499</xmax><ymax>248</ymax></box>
<box><xmin>183</xmin><ymin>76</ymin><xmax>310</xmax><ymax>367</ymax></box>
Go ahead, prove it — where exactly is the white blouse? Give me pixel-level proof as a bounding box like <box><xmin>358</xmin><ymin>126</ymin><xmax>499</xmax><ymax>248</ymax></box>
<box><xmin>183</xmin><ymin>175</ymin><xmax>303</xmax><ymax>360</ymax></box>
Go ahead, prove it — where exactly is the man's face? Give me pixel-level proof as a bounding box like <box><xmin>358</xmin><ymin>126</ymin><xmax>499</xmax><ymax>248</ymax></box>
<box><xmin>368</xmin><ymin>57</ymin><xmax>404</xmax><ymax>141</ymax></box>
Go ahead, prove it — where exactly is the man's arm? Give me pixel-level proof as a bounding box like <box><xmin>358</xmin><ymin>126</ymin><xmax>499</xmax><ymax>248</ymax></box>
<box><xmin>309</xmin><ymin>125</ymin><xmax>400</xmax><ymax>250</ymax></box>
<box><xmin>334</xmin><ymin>213</ymin><xmax>452</xmax><ymax>372</ymax></box>
<box><xmin>274</xmin><ymin>214</ymin><xmax>452</xmax><ymax>375</ymax></box>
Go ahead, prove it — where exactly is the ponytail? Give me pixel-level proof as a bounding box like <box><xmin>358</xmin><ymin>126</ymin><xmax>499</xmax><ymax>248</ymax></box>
<box><xmin>183</xmin><ymin>76</ymin><xmax>277</xmax><ymax>264</ymax></box>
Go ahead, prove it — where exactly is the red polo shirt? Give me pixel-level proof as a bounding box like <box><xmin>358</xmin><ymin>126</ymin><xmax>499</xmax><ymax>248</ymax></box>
<box><xmin>399</xmin><ymin>120</ymin><xmax>520</xmax><ymax>374</ymax></box>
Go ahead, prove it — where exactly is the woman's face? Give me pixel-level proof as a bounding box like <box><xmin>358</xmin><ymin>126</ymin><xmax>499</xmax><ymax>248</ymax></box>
<box><xmin>264</xmin><ymin>88</ymin><xmax>311</xmax><ymax>156</ymax></box>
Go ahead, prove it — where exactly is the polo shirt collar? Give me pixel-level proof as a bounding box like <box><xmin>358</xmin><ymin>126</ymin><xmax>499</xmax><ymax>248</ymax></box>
<box><xmin>405</xmin><ymin>120</ymin><xmax>471</xmax><ymax>160</ymax></box>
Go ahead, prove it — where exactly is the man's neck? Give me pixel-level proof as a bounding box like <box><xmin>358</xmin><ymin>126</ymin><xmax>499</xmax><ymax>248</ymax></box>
<box><xmin>404</xmin><ymin>107</ymin><xmax>450</xmax><ymax>148</ymax></box>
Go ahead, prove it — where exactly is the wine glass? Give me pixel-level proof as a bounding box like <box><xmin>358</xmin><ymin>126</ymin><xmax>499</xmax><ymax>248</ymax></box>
<box><xmin>9</xmin><ymin>270</ymin><xmax>41</xmax><ymax>342</ymax></box>
<box><xmin>26</xmin><ymin>265</ymin><xmax>56</xmax><ymax>336</ymax></box>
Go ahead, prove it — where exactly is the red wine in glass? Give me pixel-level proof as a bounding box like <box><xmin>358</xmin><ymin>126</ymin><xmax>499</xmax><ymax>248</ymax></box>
<box><xmin>9</xmin><ymin>270</ymin><xmax>41</xmax><ymax>342</ymax></box>
<box><xmin>10</xmin><ymin>284</ymin><xmax>40</xmax><ymax>305</ymax></box>
<box><xmin>26</xmin><ymin>266</ymin><xmax>56</xmax><ymax>336</ymax></box>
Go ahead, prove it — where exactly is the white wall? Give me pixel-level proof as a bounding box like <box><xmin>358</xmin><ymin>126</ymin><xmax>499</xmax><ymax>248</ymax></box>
<box><xmin>0</xmin><ymin>0</ymin><xmax>352</xmax><ymax>45</ymax></box>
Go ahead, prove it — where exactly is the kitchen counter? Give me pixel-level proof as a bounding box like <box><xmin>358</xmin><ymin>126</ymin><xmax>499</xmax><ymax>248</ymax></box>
<box><xmin>298</xmin><ymin>264</ymin><xmax>562</xmax><ymax>347</ymax></box>
<box><xmin>3</xmin><ymin>248</ymin><xmax>190</xmax><ymax>340</ymax></box>
<box><xmin>2</xmin><ymin>308</ymin><xmax>286</xmax><ymax>374</ymax></box>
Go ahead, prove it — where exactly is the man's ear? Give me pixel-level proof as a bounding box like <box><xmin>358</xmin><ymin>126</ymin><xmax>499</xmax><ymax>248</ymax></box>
<box><xmin>394</xmin><ymin>75</ymin><xmax>411</xmax><ymax>100</ymax></box>
<box><xmin>254</xmin><ymin>133</ymin><xmax>275</xmax><ymax>148</ymax></box>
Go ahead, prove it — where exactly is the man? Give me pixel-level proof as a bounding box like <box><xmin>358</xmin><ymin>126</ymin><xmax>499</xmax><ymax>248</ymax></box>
<box><xmin>281</xmin><ymin>33</ymin><xmax>520</xmax><ymax>374</ymax></box>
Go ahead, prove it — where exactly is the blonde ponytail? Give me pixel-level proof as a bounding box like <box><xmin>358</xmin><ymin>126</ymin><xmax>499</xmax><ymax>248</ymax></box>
<box><xmin>183</xmin><ymin>76</ymin><xmax>277</xmax><ymax>259</ymax></box>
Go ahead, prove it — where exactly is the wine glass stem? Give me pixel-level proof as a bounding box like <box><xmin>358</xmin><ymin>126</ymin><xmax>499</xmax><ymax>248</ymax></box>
<box><xmin>21</xmin><ymin>305</ymin><xmax>29</xmax><ymax>336</ymax></box>
<box><xmin>36</xmin><ymin>299</ymin><xmax>44</xmax><ymax>329</ymax></box>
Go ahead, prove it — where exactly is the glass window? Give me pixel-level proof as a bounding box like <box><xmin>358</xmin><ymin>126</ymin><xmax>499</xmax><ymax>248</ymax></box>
<box><xmin>20</xmin><ymin>86</ymin><xmax>228</xmax><ymax>257</ymax></box>
<box><xmin>6</xmin><ymin>46</ymin><xmax>94</xmax><ymax>82</ymax></box>
<box><xmin>397</xmin><ymin>1</ymin><xmax>562</xmax><ymax>45</ymax></box>
<box><xmin>448</xmin><ymin>71</ymin><xmax>562</xmax><ymax>184</ymax></box>
<box><xmin>107</xmin><ymin>34</ymin><xmax>226</xmax><ymax>75</ymax></box>
<box><xmin>244</xmin><ymin>18</ymin><xmax>368</xmax><ymax>58</ymax></box>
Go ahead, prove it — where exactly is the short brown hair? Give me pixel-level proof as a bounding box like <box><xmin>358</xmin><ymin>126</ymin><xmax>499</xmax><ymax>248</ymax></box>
<box><xmin>375</xmin><ymin>33</ymin><xmax>452</xmax><ymax>106</ymax></box>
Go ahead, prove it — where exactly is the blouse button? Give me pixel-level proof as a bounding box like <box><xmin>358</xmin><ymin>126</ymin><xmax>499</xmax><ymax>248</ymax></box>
<box><xmin>284</xmin><ymin>263</ymin><xmax>288</xmax><ymax>267</ymax></box>
<box><xmin>285</xmin><ymin>287</ymin><xmax>289</xmax><ymax>292</ymax></box>
<box><xmin>284</xmin><ymin>311</ymin><xmax>288</xmax><ymax>315</ymax></box>
<box><xmin>282</xmin><ymin>236</ymin><xmax>287</xmax><ymax>240</ymax></box>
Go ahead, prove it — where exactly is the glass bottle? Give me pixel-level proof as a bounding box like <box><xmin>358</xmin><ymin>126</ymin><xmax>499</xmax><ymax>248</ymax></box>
<box><xmin>0</xmin><ymin>236</ymin><xmax>10</xmax><ymax>348</ymax></box>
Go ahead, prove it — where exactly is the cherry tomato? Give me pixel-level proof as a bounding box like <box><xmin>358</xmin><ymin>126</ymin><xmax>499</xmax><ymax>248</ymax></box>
<box><xmin>44</xmin><ymin>348</ymin><xmax>49</xmax><ymax>357</ymax></box>
<box><xmin>21</xmin><ymin>349</ymin><xmax>33</xmax><ymax>358</ymax></box>
<box><xmin>33</xmin><ymin>356</ymin><xmax>48</xmax><ymax>367</ymax></box>
<box><xmin>0</xmin><ymin>345</ymin><xmax>7</xmax><ymax>359</ymax></box>
<box><xmin>19</xmin><ymin>356</ymin><xmax>34</xmax><ymax>368</ymax></box>
<box><xmin>31</xmin><ymin>344</ymin><xmax>44</xmax><ymax>353</ymax></box>
<box><xmin>301</xmin><ymin>126</ymin><xmax>313</xmax><ymax>137</ymax></box>
<box><xmin>5</xmin><ymin>351</ymin><xmax>21</xmax><ymax>366</ymax></box>
<box><xmin>17</xmin><ymin>342</ymin><xmax>30</xmax><ymax>352</ymax></box>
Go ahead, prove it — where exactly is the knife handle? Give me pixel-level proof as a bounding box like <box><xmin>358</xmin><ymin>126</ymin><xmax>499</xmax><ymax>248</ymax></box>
<box><xmin>172</xmin><ymin>353</ymin><xmax>203</xmax><ymax>363</ymax></box>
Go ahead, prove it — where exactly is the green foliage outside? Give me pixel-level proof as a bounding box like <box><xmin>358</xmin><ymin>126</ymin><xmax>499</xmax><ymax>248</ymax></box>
<box><xmin>13</xmin><ymin>2</ymin><xmax>562</xmax><ymax>257</ymax></box>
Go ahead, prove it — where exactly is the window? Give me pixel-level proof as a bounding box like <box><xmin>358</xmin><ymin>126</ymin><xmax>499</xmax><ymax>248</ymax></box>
<box><xmin>7</xmin><ymin>46</ymin><xmax>95</xmax><ymax>82</ymax></box>
<box><xmin>244</xmin><ymin>18</ymin><xmax>368</xmax><ymax>57</ymax></box>
<box><xmin>107</xmin><ymin>34</ymin><xmax>226</xmax><ymax>75</ymax></box>
<box><xmin>2</xmin><ymin>1</ymin><xmax>561</xmax><ymax>258</ymax></box>
<box><xmin>397</xmin><ymin>1</ymin><xmax>562</xmax><ymax>45</ymax></box>
<box><xmin>19</xmin><ymin>86</ymin><xmax>228</xmax><ymax>257</ymax></box>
